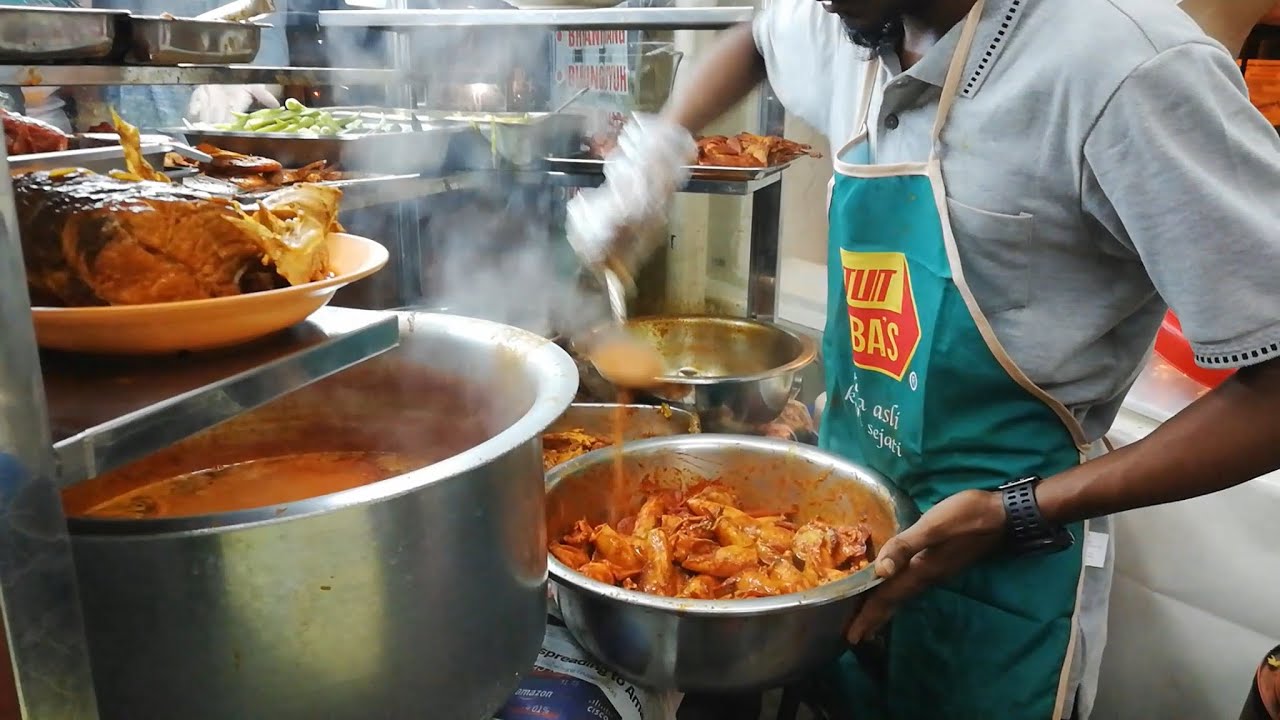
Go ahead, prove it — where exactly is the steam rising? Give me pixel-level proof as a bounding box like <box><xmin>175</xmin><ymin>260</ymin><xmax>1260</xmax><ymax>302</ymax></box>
<box><xmin>417</xmin><ymin>197</ymin><xmax>610</xmax><ymax>339</ymax></box>
<box><xmin>312</xmin><ymin>13</ymin><xmax>613</xmax><ymax>338</ymax></box>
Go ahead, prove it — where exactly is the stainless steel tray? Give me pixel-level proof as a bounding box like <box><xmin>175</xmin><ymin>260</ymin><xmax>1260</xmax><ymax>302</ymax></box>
<box><xmin>172</xmin><ymin>124</ymin><xmax>465</xmax><ymax>176</ymax></box>
<box><xmin>546</xmin><ymin>403</ymin><xmax>700</xmax><ymax>439</ymax></box>
<box><xmin>123</xmin><ymin>16</ymin><xmax>264</xmax><ymax>65</ymax></box>
<box><xmin>426</xmin><ymin>112</ymin><xmax>586</xmax><ymax>169</ymax></box>
<box><xmin>545</xmin><ymin>155</ymin><xmax>796</xmax><ymax>181</ymax></box>
<box><xmin>9</xmin><ymin>144</ymin><xmax>169</xmax><ymax>176</ymax></box>
<box><xmin>0</xmin><ymin>7</ymin><xmax>129</xmax><ymax>63</ymax></box>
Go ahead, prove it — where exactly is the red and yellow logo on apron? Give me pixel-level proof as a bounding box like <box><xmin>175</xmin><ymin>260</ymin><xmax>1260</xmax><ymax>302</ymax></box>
<box><xmin>839</xmin><ymin>250</ymin><xmax>921</xmax><ymax>381</ymax></box>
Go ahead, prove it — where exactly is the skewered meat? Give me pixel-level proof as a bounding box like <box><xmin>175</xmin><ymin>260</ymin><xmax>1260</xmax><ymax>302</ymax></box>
<box><xmin>554</xmin><ymin>482</ymin><xmax>873</xmax><ymax>600</ymax></box>
<box><xmin>3</xmin><ymin>109</ymin><xmax>70</xmax><ymax>156</ymax></box>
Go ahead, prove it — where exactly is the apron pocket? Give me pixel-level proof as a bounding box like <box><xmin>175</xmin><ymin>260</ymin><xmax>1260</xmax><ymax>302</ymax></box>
<box><xmin>887</xmin><ymin>585</ymin><xmax>1074</xmax><ymax>720</ymax></box>
<box><xmin>944</xmin><ymin>198</ymin><xmax>1034</xmax><ymax>315</ymax></box>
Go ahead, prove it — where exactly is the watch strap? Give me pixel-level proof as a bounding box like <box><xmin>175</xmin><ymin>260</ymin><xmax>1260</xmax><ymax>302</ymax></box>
<box><xmin>999</xmin><ymin>476</ymin><xmax>1073</xmax><ymax>554</ymax></box>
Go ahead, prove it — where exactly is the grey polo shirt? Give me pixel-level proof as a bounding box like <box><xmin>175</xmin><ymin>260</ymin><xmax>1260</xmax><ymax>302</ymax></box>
<box><xmin>754</xmin><ymin>0</ymin><xmax>1280</xmax><ymax>441</ymax></box>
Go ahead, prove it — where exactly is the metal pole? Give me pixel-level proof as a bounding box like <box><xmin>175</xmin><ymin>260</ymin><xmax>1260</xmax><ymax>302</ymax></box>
<box><xmin>746</xmin><ymin>80</ymin><xmax>786</xmax><ymax>320</ymax></box>
<box><xmin>0</xmin><ymin>153</ymin><xmax>100</xmax><ymax>718</ymax></box>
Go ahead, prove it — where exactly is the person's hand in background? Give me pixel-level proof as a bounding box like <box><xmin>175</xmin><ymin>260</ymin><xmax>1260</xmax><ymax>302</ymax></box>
<box><xmin>186</xmin><ymin>84</ymin><xmax>281</xmax><ymax>125</ymax></box>
<box><xmin>565</xmin><ymin>113</ymin><xmax>697</xmax><ymax>283</ymax></box>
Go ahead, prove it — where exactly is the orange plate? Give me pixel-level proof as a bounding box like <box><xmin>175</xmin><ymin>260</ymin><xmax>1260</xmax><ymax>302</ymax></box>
<box><xmin>31</xmin><ymin>233</ymin><xmax>388</xmax><ymax>355</ymax></box>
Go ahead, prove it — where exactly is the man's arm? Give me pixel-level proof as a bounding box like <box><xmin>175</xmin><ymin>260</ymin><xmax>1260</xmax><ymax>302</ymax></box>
<box><xmin>660</xmin><ymin>24</ymin><xmax>766</xmax><ymax>135</ymax></box>
<box><xmin>1038</xmin><ymin>360</ymin><xmax>1280</xmax><ymax>524</ymax></box>
<box><xmin>565</xmin><ymin>22</ymin><xmax>767</xmax><ymax>274</ymax></box>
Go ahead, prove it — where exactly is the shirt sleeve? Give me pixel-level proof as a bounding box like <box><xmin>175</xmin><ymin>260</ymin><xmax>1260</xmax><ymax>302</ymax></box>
<box><xmin>1082</xmin><ymin>41</ymin><xmax>1280</xmax><ymax>369</ymax></box>
<box><xmin>751</xmin><ymin>0</ymin><xmax>837</xmax><ymax>138</ymax></box>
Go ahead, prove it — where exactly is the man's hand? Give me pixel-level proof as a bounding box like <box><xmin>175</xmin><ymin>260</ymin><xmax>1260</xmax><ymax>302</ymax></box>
<box><xmin>186</xmin><ymin>84</ymin><xmax>280</xmax><ymax>125</ymax></box>
<box><xmin>846</xmin><ymin>489</ymin><xmax>1006</xmax><ymax>644</ymax></box>
<box><xmin>566</xmin><ymin>114</ymin><xmax>696</xmax><ymax>279</ymax></box>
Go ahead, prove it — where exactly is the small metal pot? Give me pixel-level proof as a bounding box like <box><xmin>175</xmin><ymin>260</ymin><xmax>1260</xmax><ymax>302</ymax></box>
<box><xmin>574</xmin><ymin>316</ymin><xmax>818</xmax><ymax>432</ymax></box>
<box><xmin>546</xmin><ymin>402</ymin><xmax>700</xmax><ymax>439</ymax></box>
<box><xmin>545</xmin><ymin>435</ymin><xmax>918</xmax><ymax>693</ymax></box>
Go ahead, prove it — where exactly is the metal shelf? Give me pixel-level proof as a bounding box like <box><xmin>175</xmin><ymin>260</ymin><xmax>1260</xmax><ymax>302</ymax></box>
<box><xmin>523</xmin><ymin>169</ymin><xmax>783</xmax><ymax>196</ymax></box>
<box><xmin>319</xmin><ymin>6</ymin><xmax>752</xmax><ymax>30</ymax></box>
<box><xmin>0</xmin><ymin>65</ymin><xmax>398</xmax><ymax>87</ymax></box>
<box><xmin>332</xmin><ymin>171</ymin><xmax>491</xmax><ymax>210</ymax></box>
<box><xmin>47</xmin><ymin>306</ymin><xmax>399</xmax><ymax>485</ymax></box>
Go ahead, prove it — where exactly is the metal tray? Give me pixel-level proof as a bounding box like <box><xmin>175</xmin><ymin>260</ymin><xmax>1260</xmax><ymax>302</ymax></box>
<box><xmin>545</xmin><ymin>155</ymin><xmax>796</xmax><ymax>181</ymax></box>
<box><xmin>172</xmin><ymin>124</ymin><xmax>465</xmax><ymax>176</ymax></box>
<box><xmin>426</xmin><ymin>112</ymin><xmax>586</xmax><ymax>169</ymax></box>
<box><xmin>123</xmin><ymin>16</ymin><xmax>265</xmax><ymax>65</ymax></box>
<box><xmin>9</xmin><ymin>144</ymin><xmax>169</xmax><ymax>176</ymax></box>
<box><xmin>546</xmin><ymin>403</ymin><xmax>700</xmax><ymax>439</ymax></box>
<box><xmin>0</xmin><ymin>7</ymin><xmax>129</xmax><ymax>63</ymax></box>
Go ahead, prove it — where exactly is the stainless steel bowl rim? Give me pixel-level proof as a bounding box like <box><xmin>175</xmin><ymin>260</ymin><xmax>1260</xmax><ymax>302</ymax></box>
<box><xmin>559</xmin><ymin>402</ymin><xmax>699</xmax><ymax>425</ymax></box>
<box><xmin>545</xmin><ymin>434</ymin><xmax>919</xmax><ymax>617</ymax></box>
<box><xmin>578</xmin><ymin>315</ymin><xmax>818</xmax><ymax>386</ymax></box>
<box><xmin>69</xmin><ymin>312</ymin><xmax>579</xmax><ymax>536</ymax></box>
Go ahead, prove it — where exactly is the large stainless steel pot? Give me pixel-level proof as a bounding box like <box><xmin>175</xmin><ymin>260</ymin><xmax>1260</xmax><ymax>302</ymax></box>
<box><xmin>545</xmin><ymin>435</ymin><xmax>918</xmax><ymax>693</ymax></box>
<box><xmin>62</xmin><ymin>312</ymin><xmax>578</xmax><ymax>720</ymax></box>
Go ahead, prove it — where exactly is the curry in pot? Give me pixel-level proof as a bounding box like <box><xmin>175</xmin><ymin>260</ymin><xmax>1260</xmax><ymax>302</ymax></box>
<box><xmin>76</xmin><ymin>451</ymin><xmax>417</xmax><ymax>520</ymax></box>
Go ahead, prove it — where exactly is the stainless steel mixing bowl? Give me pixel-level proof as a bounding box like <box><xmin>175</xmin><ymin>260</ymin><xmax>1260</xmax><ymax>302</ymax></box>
<box><xmin>573</xmin><ymin>316</ymin><xmax>818</xmax><ymax>432</ymax></box>
<box><xmin>544</xmin><ymin>435</ymin><xmax>918</xmax><ymax>693</ymax></box>
<box><xmin>63</xmin><ymin>312</ymin><xmax>578</xmax><ymax>720</ymax></box>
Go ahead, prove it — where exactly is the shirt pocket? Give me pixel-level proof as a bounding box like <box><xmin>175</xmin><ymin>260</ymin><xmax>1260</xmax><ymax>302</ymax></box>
<box><xmin>944</xmin><ymin>197</ymin><xmax>1034</xmax><ymax>315</ymax></box>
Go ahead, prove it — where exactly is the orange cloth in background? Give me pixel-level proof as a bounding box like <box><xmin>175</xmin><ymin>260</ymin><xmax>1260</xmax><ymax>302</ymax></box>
<box><xmin>1242</xmin><ymin>60</ymin><xmax>1280</xmax><ymax>125</ymax></box>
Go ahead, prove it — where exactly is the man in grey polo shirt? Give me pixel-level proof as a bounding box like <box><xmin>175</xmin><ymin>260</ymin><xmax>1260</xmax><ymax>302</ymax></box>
<box><xmin>566</xmin><ymin>0</ymin><xmax>1280</xmax><ymax>718</ymax></box>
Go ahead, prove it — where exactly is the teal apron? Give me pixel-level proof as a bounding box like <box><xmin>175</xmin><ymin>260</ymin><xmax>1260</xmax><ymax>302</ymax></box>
<box><xmin>818</xmin><ymin>2</ymin><xmax>1097</xmax><ymax>718</ymax></box>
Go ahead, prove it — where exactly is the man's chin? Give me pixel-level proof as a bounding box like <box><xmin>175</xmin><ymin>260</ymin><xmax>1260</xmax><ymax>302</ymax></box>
<box><xmin>841</xmin><ymin>16</ymin><xmax>902</xmax><ymax>50</ymax></box>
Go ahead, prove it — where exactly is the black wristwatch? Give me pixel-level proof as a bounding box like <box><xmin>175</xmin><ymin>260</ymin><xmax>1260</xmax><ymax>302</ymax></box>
<box><xmin>998</xmin><ymin>476</ymin><xmax>1074</xmax><ymax>556</ymax></box>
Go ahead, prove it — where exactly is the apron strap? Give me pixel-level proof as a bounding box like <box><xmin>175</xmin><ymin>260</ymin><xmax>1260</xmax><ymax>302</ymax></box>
<box><xmin>853</xmin><ymin>59</ymin><xmax>879</xmax><ymax>138</ymax></box>
<box><xmin>930</xmin><ymin>0</ymin><xmax>987</xmax><ymax>145</ymax></box>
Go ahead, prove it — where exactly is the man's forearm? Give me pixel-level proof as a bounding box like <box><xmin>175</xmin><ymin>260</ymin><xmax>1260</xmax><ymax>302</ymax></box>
<box><xmin>1037</xmin><ymin>357</ymin><xmax>1280</xmax><ymax>524</ymax></box>
<box><xmin>660</xmin><ymin>23</ymin><xmax>767</xmax><ymax>135</ymax></box>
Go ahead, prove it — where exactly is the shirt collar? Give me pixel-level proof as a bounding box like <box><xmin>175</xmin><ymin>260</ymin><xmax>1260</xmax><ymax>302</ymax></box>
<box><xmin>879</xmin><ymin>0</ymin><xmax>1024</xmax><ymax>92</ymax></box>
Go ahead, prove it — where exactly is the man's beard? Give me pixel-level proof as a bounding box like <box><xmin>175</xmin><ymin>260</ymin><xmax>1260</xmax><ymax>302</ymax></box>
<box><xmin>842</xmin><ymin>15</ymin><xmax>904</xmax><ymax>52</ymax></box>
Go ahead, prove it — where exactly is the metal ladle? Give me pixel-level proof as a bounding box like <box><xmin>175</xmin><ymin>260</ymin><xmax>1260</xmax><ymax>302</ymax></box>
<box><xmin>585</xmin><ymin>265</ymin><xmax>664</xmax><ymax>389</ymax></box>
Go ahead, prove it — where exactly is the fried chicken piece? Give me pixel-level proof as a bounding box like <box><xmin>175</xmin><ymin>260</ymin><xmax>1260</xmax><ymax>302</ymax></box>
<box><xmin>577</xmin><ymin>562</ymin><xmax>617</xmax><ymax>585</ymax></box>
<box><xmin>196</xmin><ymin>143</ymin><xmax>284</xmax><ymax>177</ymax></box>
<box><xmin>682</xmin><ymin>544</ymin><xmax>759</xmax><ymax>579</ymax></box>
<box><xmin>640</xmin><ymin>529</ymin><xmax>678</xmax><ymax>596</ymax></box>
<box><xmin>676</xmin><ymin>574</ymin><xmax>720</xmax><ymax>600</ymax></box>
<box><xmin>550</xmin><ymin>543</ymin><xmax>591</xmax><ymax>569</ymax></box>
<box><xmin>562</xmin><ymin>519</ymin><xmax>593</xmax><ymax>548</ymax></box>
<box><xmin>592</xmin><ymin>524</ymin><xmax>644</xmax><ymax>574</ymax></box>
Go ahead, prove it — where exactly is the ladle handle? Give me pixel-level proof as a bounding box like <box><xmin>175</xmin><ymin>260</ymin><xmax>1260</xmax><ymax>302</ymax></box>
<box><xmin>603</xmin><ymin>268</ymin><xmax>628</xmax><ymax>323</ymax></box>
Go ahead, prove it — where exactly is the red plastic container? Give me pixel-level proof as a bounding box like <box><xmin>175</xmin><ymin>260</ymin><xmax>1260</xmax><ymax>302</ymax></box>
<box><xmin>1153</xmin><ymin>311</ymin><xmax>1237</xmax><ymax>389</ymax></box>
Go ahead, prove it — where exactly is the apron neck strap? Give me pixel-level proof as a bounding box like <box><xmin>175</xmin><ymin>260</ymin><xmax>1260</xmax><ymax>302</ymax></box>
<box><xmin>930</xmin><ymin>0</ymin><xmax>987</xmax><ymax>144</ymax></box>
<box><xmin>853</xmin><ymin>59</ymin><xmax>879</xmax><ymax>134</ymax></box>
